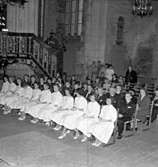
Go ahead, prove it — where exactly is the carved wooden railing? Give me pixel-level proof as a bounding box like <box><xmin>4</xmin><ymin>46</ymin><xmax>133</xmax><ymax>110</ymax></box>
<box><xmin>0</xmin><ymin>32</ymin><xmax>57</xmax><ymax>77</ymax></box>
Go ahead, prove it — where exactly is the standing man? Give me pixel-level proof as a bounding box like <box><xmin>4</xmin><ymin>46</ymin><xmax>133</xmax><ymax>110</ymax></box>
<box><xmin>125</xmin><ymin>66</ymin><xmax>137</xmax><ymax>85</ymax></box>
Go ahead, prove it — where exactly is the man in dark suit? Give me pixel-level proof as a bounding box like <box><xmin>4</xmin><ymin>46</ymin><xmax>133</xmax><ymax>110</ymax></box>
<box><xmin>117</xmin><ymin>92</ymin><xmax>136</xmax><ymax>139</ymax></box>
<box><xmin>96</xmin><ymin>87</ymin><xmax>107</xmax><ymax>106</ymax></box>
<box><xmin>125</xmin><ymin>66</ymin><xmax>137</xmax><ymax>85</ymax></box>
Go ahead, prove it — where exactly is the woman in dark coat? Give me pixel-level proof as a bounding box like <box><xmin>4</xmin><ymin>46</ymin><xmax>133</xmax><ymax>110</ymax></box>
<box><xmin>125</xmin><ymin>66</ymin><xmax>137</xmax><ymax>85</ymax></box>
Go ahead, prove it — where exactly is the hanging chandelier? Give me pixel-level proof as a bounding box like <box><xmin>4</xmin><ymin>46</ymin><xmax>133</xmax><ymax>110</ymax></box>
<box><xmin>132</xmin><ymin>0</ymin><xmax>153</xmax><ymax>17</ymax></box>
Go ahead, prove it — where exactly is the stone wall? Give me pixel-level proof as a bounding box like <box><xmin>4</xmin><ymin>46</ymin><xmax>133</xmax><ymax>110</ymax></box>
<box><xmin>105</xmin><ymin>0</ymin><xmax>158</xmax><ymax>78</ymax></box>
<box><xmin>63</xmin><ymin>39</ymin><xmax>84</xmax><ymax>76</ymax></box>
<box><xmin>63</xmin><ymin>0</ymin><xmax>109</xmax><ymax>77</ymax></box>
<box><xmin>6</xmin><ymin>63</ymin><xmax>35</xmax><ymax>78</ymax></box>
<box><xmin>84</xmin><ymin>0</ymin><xmax>108</xmax><ymax>65</ymax></box>
<box><xmin>44</xmin><ymin>0</ymin><xmax>158</xmax><ymax>79</ymax></box>
<box><xmin>43</xmin><ymin>0</ymin><xmax>57</xmax><ymax>40</ymax></box>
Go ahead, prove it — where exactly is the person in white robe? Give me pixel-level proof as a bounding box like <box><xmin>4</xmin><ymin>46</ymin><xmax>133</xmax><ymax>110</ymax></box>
<box><xmin>0</xmin><ymin>76</ymin><xmax>17</xmax><ymax>106</ymax></box>
<box><xmin>51</xmin><ymin>89</ymin><xmax>74</xmax><ymax>131</ymax></box>
<box><xmin>7</xmin><ymin>77</ymin><xmax>17</xmax><ymax>94</ymax></box>
<box><xmin>27</xmin><ymin>83</ymin><xmax>51</xmax><ymax>124</ymax></box>
<box><xmin>13</xmin><ymin>84</ymin><xmax>33</xmax><ymax>111</ymax></box>
<box><xmin>75</xmin><ymin>94</ymin><xmax>100</xmax><ymax>142</ymax></box>
<box><xmin>0</xmin><ymin>76</ymin><xmax>10</xmax><ymax>111</ymax></box>
<box><xmin>58</xmin><ymin>89</ymin><xmax>87</xmax><ymax>139</ymax></box>
<box><xmin>37</xmin><ymin>84</ymin><xmax>63</xmax><ymax>125</ymax></box>
<box><xmin>4</xmin><ymin>78</ymin><xmax>23</xmax><ymax>109</ymax></box>
<box><xmin>0</xmin><ymin>76</ymin><xmax>9</xmax><ymax>96</ymax></box>
<box><xmin>18</xmin><ymin>82</ymin><xmax>41</xmax><ymax>120</ymax></box>
<box><xmin>89</xmin><ymin>97</ymin><xmax>117</xmax><ymax>147</ymax></box>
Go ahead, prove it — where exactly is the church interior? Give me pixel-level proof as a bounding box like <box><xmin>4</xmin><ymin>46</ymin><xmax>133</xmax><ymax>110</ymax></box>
<box><xmin>0</xmin><ymin>0</ymin><xmax>158</xmax><ymax>167</ymax></box>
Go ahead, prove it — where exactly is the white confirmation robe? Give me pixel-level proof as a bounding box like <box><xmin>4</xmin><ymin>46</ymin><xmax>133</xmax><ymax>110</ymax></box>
<box><xmin>0</xmin><ymin>82</ymin><xmax>17</xmax><ymax>105</ymax></box>
<box><xmin>89</xmin><ymin>104</ymin><xmax>117</xmax><ymax>144</ymax></box>
<box><xmin>76</xmin><ymin>101</ymin><xmax>100</xmax><ymax>137</ymax></box>
<box><xmin>5</xmin><ymin>85</ymin><xmax>24</xmax><ymax>109</ymax></box>
<box><xmin>0</xmin><ymin>81</ymin><xmax>9</xmax><ymax>96</ymax></box>
<box><xmin>26</xmin><ymin>89</ymin><xmax>51</xmax><ymax>118</ymax></box>
<box><xmin>14</xmin><ymin>86</ymin><xmax>33</xmax><ymax>110</ymax></box>
<box><xmin>50</xmin><ymin>95</ymin><xmax>74</xmax><ymax>125</ymax></box>
<box><xmin>62</xmin><ymin>96</ymin><xmax>88</xmax><ymax>130</ymax></box>
<box><xmin>20</xmin><ymin>88</ymin><xmax>41</xmax><ymax>113</ymax></box>
<box><xmin>37</xmin><ymin>91</ymin><xmax>63</xmax><ymax>122</ymax></box>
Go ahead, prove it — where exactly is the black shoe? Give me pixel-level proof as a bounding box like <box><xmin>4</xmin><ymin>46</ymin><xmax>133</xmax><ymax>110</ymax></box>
<box><xmin>126</xmin><ymin>126</ymin><xmax>131</xmax><ymax>131</ymax></box>
<box><xmin>117</xmin><ymin>134</ymin><xmax>122</xmax><ymax>139</ymax></box>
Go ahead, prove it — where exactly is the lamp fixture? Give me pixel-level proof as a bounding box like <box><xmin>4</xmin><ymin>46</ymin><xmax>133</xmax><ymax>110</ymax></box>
<box><xmin>132</xmin><ymin>0</ymin><xmax>153</xmax><ymax>17</ymax></box>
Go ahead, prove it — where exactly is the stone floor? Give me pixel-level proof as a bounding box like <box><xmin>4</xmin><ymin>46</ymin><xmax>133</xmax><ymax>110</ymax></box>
<box><xmin>0</xmin><ymin>112</ymin><xmax>158</xmax><ymax>167</ymax></box>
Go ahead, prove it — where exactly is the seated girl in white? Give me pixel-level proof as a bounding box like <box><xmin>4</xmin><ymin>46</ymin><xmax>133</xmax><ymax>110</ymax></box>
<box><xmin>18</xmin><ymin>82</ymin><xmax>41</xmax><ymax>121</ymax></box>
<box><xmin>75</xmin><ymin>93</ymin><xmax>100</xmax><ymax>142</ymax></box>
<box><xmin>7</xmin><ymin>77</ymin><xmax>17</xmax><ymax>95</ymax></box>
<box><xmin>0</xmin><ymin>76</ymin><xmax>17</xmax><ymax>106</ymax></box>
<box><xmin>27</xmin><ymin>83</ymin><xmax>51</xmax><ymax>124</ymax></box>
<box><xmin>58</xmin><ymin>89</ymin><xmax>87</xmax><ymax>139</ymax></box>
<box><xmin>89</xmin><ymin>97</ymin><xmax>117</xmax><ymax>147</ymax></box>
<box><xmin>37</xmin><ymin>84</ymin><xmax>63</xmax><ymax>125</ymax></box>
<box><xmin>4</xmin><ymin>78</ymin><xmax>24</xmax><ymax>109</ymax></box>
<box><xmin>14</xmin><ymin>83</ymin><xmax>33</xmax><ymax>111</ymax></box>
<box><xmin>0</xmin><ymin>76</ymin><xmax>9</xmax><ymax>96</ymax></box>
<box><xmin>51</xmin><ymin>89</ymin><xmax>74</xmax><ymax>131</ymax></box>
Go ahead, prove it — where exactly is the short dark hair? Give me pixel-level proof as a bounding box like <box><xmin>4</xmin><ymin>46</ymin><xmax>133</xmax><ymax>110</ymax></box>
<box><xmin>75</xmin><ymin>88</ymin><xmax>83</xmax><ymax>95</ymax></box>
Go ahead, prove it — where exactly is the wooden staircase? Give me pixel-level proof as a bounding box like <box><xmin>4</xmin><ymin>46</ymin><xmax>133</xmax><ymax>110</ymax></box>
<box><xmin>0</xmin><ymin>32</ymin><xmax>57</xmax><ymax>78</ymax></box>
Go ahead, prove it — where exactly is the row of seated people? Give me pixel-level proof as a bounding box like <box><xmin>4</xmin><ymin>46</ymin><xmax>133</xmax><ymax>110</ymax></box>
<box><xmin>0</xmin><ymin>75</ymin><xmax>158</xmax><ymax>147</ymax></box>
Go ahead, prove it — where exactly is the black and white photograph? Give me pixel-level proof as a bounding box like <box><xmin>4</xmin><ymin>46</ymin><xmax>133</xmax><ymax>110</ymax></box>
<box><xmin>0</xmin><ymin>0</ymin><xmax>158</xmax><ymax>167</ymax></box>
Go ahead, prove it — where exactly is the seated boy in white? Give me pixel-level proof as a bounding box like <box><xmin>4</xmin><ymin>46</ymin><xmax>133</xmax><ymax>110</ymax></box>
<box><xmin>58</xmin><ymin>89</ymin><xmax>87</xmax><ymax>139</ymax></box>
<box><xmin>37</xmin><ymin>84</ymin><xmax>63</xmax><ymax>125</ymax></box>
<box><xmin>18</xmin><ymin>82</ymin><xmax>41</xmax><ymax>120</ymax></box>
<box><xmin>27</xmin><ymin>83</ymin><xmax>51</xmax><ymax>124</ymax></box>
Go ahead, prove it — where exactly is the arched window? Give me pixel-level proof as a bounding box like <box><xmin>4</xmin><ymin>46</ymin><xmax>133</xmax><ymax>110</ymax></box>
<box><xmin>116</xmin><ymin>16</ymin><xmax>124</xmax><ymax>45</ymax></box>
<box><xmin>65</xmin><ymin>0</ymin><xmax>83</xmax><ymax>36</ymax></box>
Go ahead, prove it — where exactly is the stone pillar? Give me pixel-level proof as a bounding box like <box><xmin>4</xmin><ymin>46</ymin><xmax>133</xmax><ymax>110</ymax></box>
<box><xmin>84</xmin><ymin>0</ymin><xmax>108</xmax><ymax>65</ymax></box>
<box><xmin>43</xmin><ymin>0</ymin><xmax>57</xmax><ymax>40</ymax></box>
<box><xmin>152</xmin><ymin>34</ymin><xmax>158</xmax><ymax>79</ymax></box>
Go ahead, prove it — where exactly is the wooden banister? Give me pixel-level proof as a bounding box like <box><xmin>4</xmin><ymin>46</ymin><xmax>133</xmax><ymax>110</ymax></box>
<box><xmin>0</xmin><ymin>32</ymin><xmax>57</xmax><ymax>78</ymax></box>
